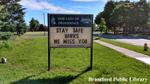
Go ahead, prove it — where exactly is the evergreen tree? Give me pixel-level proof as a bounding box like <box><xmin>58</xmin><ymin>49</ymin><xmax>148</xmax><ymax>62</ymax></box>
<box><xmin>0</xmin><ymin>0</ymin><xmax>26</xmax><ymax>34</ymax></box>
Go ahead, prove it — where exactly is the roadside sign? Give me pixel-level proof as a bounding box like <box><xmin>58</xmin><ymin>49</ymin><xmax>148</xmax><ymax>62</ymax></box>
<box><xmin>48</xmin><ymin>14</ymin><xmax>93</xmax><ymax>48</ymax></box>
<box><xmin>48</xmin><ymin>14</ymin><xmax>93</xmax><ymax>71</ymax></box>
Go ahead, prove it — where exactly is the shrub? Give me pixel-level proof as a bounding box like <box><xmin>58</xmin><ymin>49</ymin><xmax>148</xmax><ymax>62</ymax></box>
<box><xmin>0</xmin><ymin>32</ymin><xmax>12</xmax><ymax>40</ymax></box>
<box><xmin>0</xmin><ymin>41</ymin><xmax>10</xmax><ymax>49</ymax></box>
<box><xmin>144</xmin><ymin>43</ymin><xmax>149</xmax><ymax>51</ymax></box>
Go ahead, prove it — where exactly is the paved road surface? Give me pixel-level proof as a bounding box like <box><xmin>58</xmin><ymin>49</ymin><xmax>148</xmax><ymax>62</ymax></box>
<box><xmin>115</xmin><ymin>39</ymin><xmax>150</xmax><ymax>47</ymax></box>
<box><xmin>95</xmin><ymin>33</ymin><xmax>150</xmax><ymax>47</ymax></box>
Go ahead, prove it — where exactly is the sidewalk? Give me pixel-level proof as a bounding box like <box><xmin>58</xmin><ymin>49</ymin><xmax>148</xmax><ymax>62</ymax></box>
<box><xmin>95</xmin><ymin>40</ymin><xmax>150</xmax><ymax>65</ymax></box>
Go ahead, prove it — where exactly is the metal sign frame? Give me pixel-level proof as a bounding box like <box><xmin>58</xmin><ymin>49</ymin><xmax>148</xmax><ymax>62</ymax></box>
<box><xmin>48</xmin><ymin>14</ymin><xmax>93</xmax><ymax>71</ymax></box>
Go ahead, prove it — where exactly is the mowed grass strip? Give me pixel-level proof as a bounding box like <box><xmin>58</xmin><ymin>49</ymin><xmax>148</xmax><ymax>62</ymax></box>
<box><xmin>0</xmin><ymin>37</ymin><xmax>150</xmax><ymax>84</ymax></box>
<box><xmin>100</xmin><ymin>38</ymin><xmax>150</xmax><ymax>56</ymax></box>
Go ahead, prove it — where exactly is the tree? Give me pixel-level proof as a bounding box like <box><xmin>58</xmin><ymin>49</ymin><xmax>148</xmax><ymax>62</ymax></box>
<box><xmin>37</xmin><ymin>24</ymin><xmax>47</xmax><ymax>31</ymax></box>
<box><xmin>95</xmin><ymin>0</ymin><xmax>150</xmax><ymax>35</ymax></box>
<box><xmin>10</xmin><ymin>2</ymin><xmax>26</xmax><ymax>34</ymax></box>
<box><xmin>147</xmin><ymin>18</ymin><xmax>150</xmax><ymax>28</ymax></box>
<box><xmin>95</xmin><ymin>12</ymin><xmax>104</xmax><ymax>25</ymax></box>
<box><xmin>109</xmin><ymin>2</ymin><xmax>134</xmax><ymax>35</ymax></box>
<box><xmin>29</xmin><ymin>18</ymin><xmax>40</xmax><ymax>31</ymax></box>
<box><xmin>145</xmin><ymin>1</ymin><xmax>150</xmax><ymax>30</ymax></box>
<box><xmin>93</xmin><ymin>23</ymin><xmax>97</xmax><ymax>31</ymax></box>
<box><xmin>17</xmin><ymin>22</ymin><xmax>27</xmax><ymax>35</ymax></box>
<box><xmin>99</xmin><ymin>18</ymin><xmax>107</xmax><ymax>34</ymax></box>
<box><xmin>0</xmin><ymin>5</ymin><xmax>8</xmax><ymax>31</ymax></box>
<box><xmin>0</xmin><ymin>0</ymin><xmax>27</xmax><ymax>34</ymax></box>
<box><xmin>134</xmin><ymin>0</ymin><xmax>149</xmax><ymax>29</ymax></box>
<box><xmin>103</xmin><ymin>0</ymin><xmax>116</xmax><ymax>29</ymax></box>
<box><xmin>95</xmin><ymin>0</ymin><xmax>116</xmax><ymax>31</ymax></box>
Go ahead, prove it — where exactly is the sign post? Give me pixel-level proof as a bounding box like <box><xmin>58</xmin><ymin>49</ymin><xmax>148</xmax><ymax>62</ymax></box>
<box><xmin>48</xmin><ymin>14</ymin><xmax>93</xmax><ymax>71</ymax></box>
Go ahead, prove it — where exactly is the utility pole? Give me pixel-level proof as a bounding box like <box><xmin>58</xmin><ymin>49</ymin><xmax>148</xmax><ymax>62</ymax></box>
<box><xmin>43</xmin><ymin>13</ymin><xmax>46</xmax><ymax>36</ymax></box>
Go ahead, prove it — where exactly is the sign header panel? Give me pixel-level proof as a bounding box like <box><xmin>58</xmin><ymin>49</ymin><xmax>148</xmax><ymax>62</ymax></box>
<box><xmin>48</xmin><ymin>14</ymin><xmax>93</xmax><ymax>48</ymax></box>
<box><xmin>49</xmin><ymin>14</ymin><xmax>93</xmax><ymax>27</ymax></box>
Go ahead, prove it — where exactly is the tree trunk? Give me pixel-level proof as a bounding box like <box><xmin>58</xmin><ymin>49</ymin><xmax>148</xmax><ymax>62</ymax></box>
<box><xmin>113</xmin><ymin>27</ymin><xmax>116</xmax><ymax>35</ymax></box>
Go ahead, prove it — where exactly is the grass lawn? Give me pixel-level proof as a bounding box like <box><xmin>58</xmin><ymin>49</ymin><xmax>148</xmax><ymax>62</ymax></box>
<box><xmin>0</xmin><ymin>33</ymin><xmax>150</xmax><ymax>84</ymax></box>
<box><xmin>100</xmin><ymin>38</ymin><xmax>150</xmax><ymax>56</ymax></box>
<box><xmin>22</xmin><ymin>32</ymin><xmax>48</xmax><ymax>38</ymax></box>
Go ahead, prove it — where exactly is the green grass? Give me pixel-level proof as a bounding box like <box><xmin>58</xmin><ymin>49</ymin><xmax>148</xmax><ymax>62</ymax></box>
<box><xmin>0</xmin><ymin>33</ymin><xmax>150</xmax><ymax>84</ymax></box>
<box><xmin>22</xmin><ymin>32</ymin><xmax>48</xmax><ymax>38</ymax></box>
<box><xmin>100</xmin><ymin>38</ymin><xmax>150</xmax><ymax>56</ymax></box>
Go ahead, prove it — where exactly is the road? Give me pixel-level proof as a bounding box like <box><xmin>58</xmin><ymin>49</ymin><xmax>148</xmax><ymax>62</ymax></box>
<box><xmin>116</xmin><ymin>39</ymin><xmax>150</xmax><ymax>47</ymax></box>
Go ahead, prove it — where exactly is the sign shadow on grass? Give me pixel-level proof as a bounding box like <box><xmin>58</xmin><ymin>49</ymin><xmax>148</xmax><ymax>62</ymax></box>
<box><xmin>11</xmin><ymin>67</ymin><xmax>91</xmax><ymax>84</ymax></box>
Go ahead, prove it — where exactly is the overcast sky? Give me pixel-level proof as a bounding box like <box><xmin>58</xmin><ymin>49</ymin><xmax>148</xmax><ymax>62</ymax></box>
<box><xmin>19</xmin><ymin>0</ymin><xmax>150</xmax><ymax>25</ymax></box>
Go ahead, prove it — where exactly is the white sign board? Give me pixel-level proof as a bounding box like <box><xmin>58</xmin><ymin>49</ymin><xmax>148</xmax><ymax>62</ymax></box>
<box><xmin>48</xmin><ymin>14</ymin><xmax>93</xmax><ymax>48</ymax></box>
